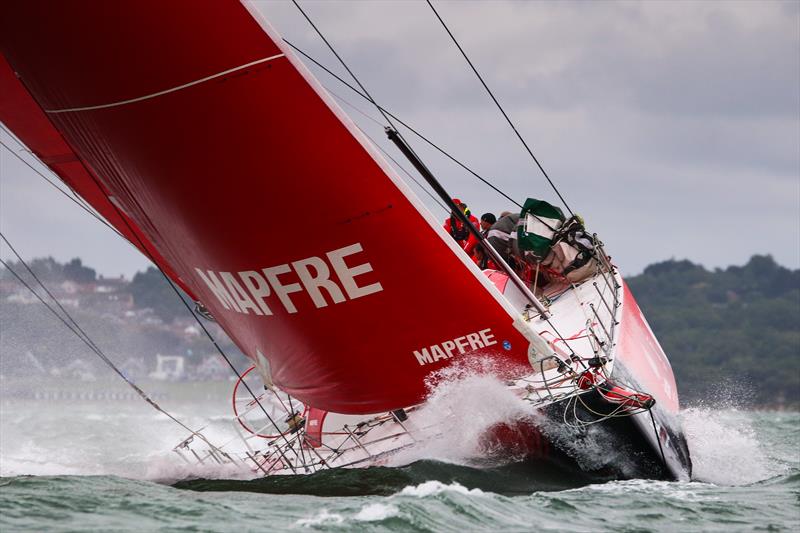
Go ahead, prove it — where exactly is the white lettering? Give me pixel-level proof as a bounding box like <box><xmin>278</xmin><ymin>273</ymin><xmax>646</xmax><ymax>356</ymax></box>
<box><xmin>467</xmin><ymin>333</ymin><xmax>484</xmax><ymax>350</ymax></box>
<box><xmin>454</xmin><ymin>336</ymin><xmax>469</xmax><ymax>354</ymax></box>
<box><xmin>442</xmin><ymin>340</ymin><xmax>457</xmax><ymax>358</ymax></box>
<box><xmin>262</xmin><ymin>264</ymin><xmax>303</xmax><ymax>314</ymax></box>
<box><xmin>194</xmin><ymin>268</ymin><xmax>239</xmax><ymax>312</ymax></box>
<box><xmin>238</xmin><ymin>271</ymin><xmax>273</xmax><ymax>315</ymax></box>
<box><xmin>431</xmin><ymin>345</ymin><xmax>448</xmax><ymax>362</ymax></box>
<box><xmin>413</xmin><ymin>328</ymin><xmax>496</xmax><ymax>365</ymax></box>
<box><xmin>221</xmin><ymin>272</ymin><xmax>262</xmax><ymax>315</ymax></box>
<box><xmin>292</xmin><ymin>257</ymin><xmax>345</xmax><ymax>308</ymax></box>
<box><xmin>327</xmin><ymin>243</ymin><xmax>383</xmax><ymax>300</ymax></box>
<box><xmin>192</xmin><ymin>242</ymin><xmax>382</xmax><ymax>317</ymax></box>
<box><xmin>479</xmin><ymin>328</ymin><xmax>497</xmax><ymax>347</ymax></box>
<box><xmin>413</xmin><ymin>348</ymin><xmax>433</xmax><ymax>365</ymax></box>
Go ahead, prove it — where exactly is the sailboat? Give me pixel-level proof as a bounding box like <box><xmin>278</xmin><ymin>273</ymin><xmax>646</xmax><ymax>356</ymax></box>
<box><xmin>0</xmin><ymin>2</ymin><xmax>691</xmax><ymax>480</ymax></box>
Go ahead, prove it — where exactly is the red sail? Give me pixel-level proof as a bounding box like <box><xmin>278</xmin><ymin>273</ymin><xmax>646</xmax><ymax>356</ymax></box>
<box><xmin>0</xmin><ymin>54</ymin><xmax>197</xmax><ymax>299</ymax></box>
<box><xmin>0</xmin><ymin>1</ymin><xmax>536</xmax><ymax>413</ymax></box>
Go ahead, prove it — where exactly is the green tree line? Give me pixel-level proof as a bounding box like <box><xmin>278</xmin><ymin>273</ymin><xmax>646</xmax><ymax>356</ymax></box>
<box><xmin>626</xmin><ymin>255</ymin><xmax>799</xmax><ymax>408</ymax></box>
<box><xmin>2</xmin><ymin>255</ymin><xmax>798</xmax><ymax>406</ymax></box>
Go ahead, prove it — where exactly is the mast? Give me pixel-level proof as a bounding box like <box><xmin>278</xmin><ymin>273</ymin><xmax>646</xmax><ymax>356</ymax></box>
<box><xmin>385</xmin><ymin>128</ymin><xmax>549</xmax><ymax>318</ymax></box>
<box><xmin>0</xmin><ymin>2</ymin><xmax>543</xmax><ymax>414</ymax></box>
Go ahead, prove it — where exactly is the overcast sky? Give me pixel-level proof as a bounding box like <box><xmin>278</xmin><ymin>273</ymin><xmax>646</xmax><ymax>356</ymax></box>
<box><xmin>1</xmin><ymin>0</ymin><xmax>798</xmax><ymax>278</ymax></box>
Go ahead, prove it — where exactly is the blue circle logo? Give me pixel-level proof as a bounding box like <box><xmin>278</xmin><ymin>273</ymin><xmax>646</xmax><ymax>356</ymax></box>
<box><xmin>502</xmin><ymin>340</ymin><xmax>512</xmax><ymax>350</ymax></box>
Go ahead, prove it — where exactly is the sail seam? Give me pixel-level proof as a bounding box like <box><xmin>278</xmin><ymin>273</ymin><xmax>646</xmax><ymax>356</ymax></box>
<box><xmin>43</xmin><ymin>53</ymin><xmax>286</xmax><ymax>114</ymax></box>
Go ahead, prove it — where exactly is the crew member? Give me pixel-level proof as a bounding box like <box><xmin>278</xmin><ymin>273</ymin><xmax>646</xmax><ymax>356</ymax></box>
<box><xmin>443</xmin><ymin>198</ymin><xmax>479</xmax><ymax>251</ymax></box>
<box><xmin>472</xmin><ymin>244</ymin><xmax>498</xmax><ymax>270</ymax></box>
<box><xmin>479</xmin><ymin>213</ymin><xmax>496</xmax><ymax>236</ymax></box>
<box><xmin>486</xmin><ymin>212</ymin><xmax>521</xmax><ymax>264</ymax></box>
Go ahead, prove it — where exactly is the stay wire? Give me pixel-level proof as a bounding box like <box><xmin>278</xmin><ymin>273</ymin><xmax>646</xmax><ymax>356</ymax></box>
<box><xmin>0</xmin><ymin>249</ymin><xmax>221</xmax><ymax>451</ymax></box>
<box><xmin>0</xmin><ymin>135</ymin><xmax>124</xmax><ymax>240</ymax></box>
<box><xmin>290</xmin><ymin>1</ymin><xmax>435</xmax><ymax>180</ymax></box>
<box><xmin>286</xmin><ymin>38</ymin><xmax>577</xmax><ymax>356</ymax></box>
<box><xmin>76</xmin><ymin>158</ymin><xmax>307</xmax><ymax>472</ymax></box>
<box><xmin>283</xmin><ymin>39</ymin><xmax>522</xmax><ymax>209</ymax></box>
<box><xmin>1</xmin><ymin>233</ymin><xmax>100</xmax><ymax>354</ymax></box>
<box><xmin>1</xmin><ymin>123</ymin><xmax>98</xmax><ymax>214</ymax></box>
<box><xmin>368</xmin><ymin>135</ymin><xmax>451</xmax><ymax>213</ymax></box>
<box><xmin>328</xmin><ymin>89</ymin><xmax>384</xmax><ymax>128</ymax></box>
<box><xmin>0</xmin><ymin>254</ymin><xmax>135</xmax><ymax>396</ymax></box>
<box><xmin>291</xmin><ymin>0</ymin><xmax>397</xmax><ymax>131</ymax></box>
<box><xmin>325</xmin><ymin>87</ymin><xmax>449</xmax><ymax>213</ymax></box>
<box><xmin>425</xmin><ymin>0</ymin><xmax>573</xmax><ymax>217</ymax></box>
<box><xmin>649</xmin><ymin>409</ymin><xmax>668</xmax><ymax>467</ymax></box>
<box><xmin>2</xmin><ymin>123</ymin><xmax>305</xmax><ymax>470</ymax></box>
<box><xmin>285</xmin><ymin>393</ymin><xmax>308</xmax><ymax>467</ymax></box>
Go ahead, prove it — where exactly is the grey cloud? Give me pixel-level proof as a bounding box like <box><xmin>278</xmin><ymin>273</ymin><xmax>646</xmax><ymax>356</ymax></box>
<box><xmin>433</xmin><ymin>2</ymin><xmax>799</xmax><ymax>120</ymax></box>
<box><xmin>262</xmin><ymin>0</ymin><xmax>800</xmax><ymax>274</ymax></box>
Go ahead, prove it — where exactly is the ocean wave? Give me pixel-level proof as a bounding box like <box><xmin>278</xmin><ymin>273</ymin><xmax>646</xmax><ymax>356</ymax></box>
<box><xmin>296</xmin><ymin>502</ymin><xmax>399</xmax><ymax>528</ymax></box>
<box><xmin>398</xmin><ymin>480</ymin><xmax>485</xmax><ymax>497</ymax></box>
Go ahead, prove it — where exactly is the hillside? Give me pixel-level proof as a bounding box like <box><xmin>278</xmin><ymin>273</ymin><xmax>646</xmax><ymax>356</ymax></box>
<box><xmin>0</xmin><ymin>258</ymin><xmax>248</xmax><ymax>382</ymax></box>
<box><xmin>2</xmin><ymin>255</ymin><xmax>797</xmax><ymax>407</ymax></box>
<box><xmin>626</xmin><ymin>255</ymin><xmax>799</xmax><ymax>408</ymax></box>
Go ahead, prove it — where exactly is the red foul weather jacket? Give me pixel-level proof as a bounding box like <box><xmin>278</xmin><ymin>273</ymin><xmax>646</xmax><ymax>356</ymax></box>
<box><xmin>443</xmin><ymin>214</ymin><xmax>480</xmax><ymax>252</ymax></box>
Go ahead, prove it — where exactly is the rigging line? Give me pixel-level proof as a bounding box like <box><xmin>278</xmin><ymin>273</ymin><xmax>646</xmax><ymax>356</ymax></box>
<box><xmin>290</xmin><ymin>0</ymin><xmax>435</xmax><ymax>186</ymax></box>
<box><xmin>76</xmin><ymin>169</ymin><xmax>306</xmax><ymax>472</ymax></box>
<box><xmin>283</xmin><ymin>39</ymin><xmax>522</xmax><ymax>209</ymax></box>
<box><xmin>649</xmin><ymin>409</ymin><xmax>668</xmax><ymax>468</ymax></box>
<box><xmin>287</xmin><ymin>0</ymin><xmax>440</xmax><ymax>213</ymax></box>
<box><xmin>1</xmin><ymin>233</ymin><xmax>99</xmax><ymax>353</ymax></box>
<box><xmin>369</xmin><ymin>135</ymin><xmax>450</xmax><ymax>214</ymax></box>
<box><xmin>425</xmin><ymin>0</ymin><xmax>574</xmax><ymax>217</ymax></box>
<box><xmin>2</xmin><ymin>115</ymin><xmax>301</xmax><ymax>468</ymax></box>
<box><xmin>386</xmin><ymin>130</ymin><xmax>578</xmax><ymax>360</ymax></box>
<box><xmin>0</xmin><ymin>122</ymin><xmax>88</xmax><ymax>209</ymax></box>
<box><xmin>290</xmin><ymin>0</ymin><xmax>397</xmax><ymax>131</ymax></box>
<box><xmin>0</xmin><ymin>257</ymin><xmax>123</xmax><ymax>379</ymax></box>
<box><xmin>0</xmin><ymin>137</ymin><xmax>125</xmax><ymax>240</ymax></box>
<box><xmin>327</xmin><ymin>89</ymin><xmax>385</xmax><ymax>128</ymax></box>
<box><xmin>325</xmin><ymin>88</ymin><xmax>449</xmax><ymax>213</ymax></box>
<box><xmin>0</xmin><ymin>139</ymin><xmax>113</xmax><ymax>230</ymax></box>
<box><xmin>0</xmin><ymin>253</ymin><xmax>131</xmax><ymax>384</ymax></box>
<box><xmin>0</xmin><ymin>252</ymin><xmax>221</xmax><ymax>450</ymax></box>
<box><xmin>284</xmin><ymin>393</ymin><xmax>308</xmax><ymax>467</ymax></box>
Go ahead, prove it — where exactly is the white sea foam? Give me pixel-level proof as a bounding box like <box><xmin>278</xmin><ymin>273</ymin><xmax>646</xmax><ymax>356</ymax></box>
<box><xmin>395</xmin><ymin>366</ymin><xmax>635</xmax><ymax>475</ymax></box>
<box><xmin>387</xmin><ymin>368</ymin><xmax>533</xmax><ymax>467</ymax></box>
<box><xmin>0</xmin><ymin>390</ymin><xmax>255</xmax><ymax>481</ymax></box>
<box><xmin>295</xmin><ymin>503</ymin><xmax>398</xmax><ymax>527</ymax></box>
<box><xmin>399</xmin><ymin>480</ymin><xmax>485</xmax><ymax>497</ymax></box>
<box><xmin>0</xmin><ymin>371</ymin><xmax>784</xmax><ymax>488</ymax></box>
<box><xmin>296</xmin><ymin>509</ymin><xmax>345</xmax><ymax>527</ymax></box>
<box><xmin>353</xmin><ymin>503</ymin><xmax>399</xmax><ymax>521</ymax></box>
<box><xmin>681</xmin><ymin>407</ymin><xmax>775</xmax><ymax>485</ymax></box>
<box><xmin>569</xmin><ymin>479</ymin><xmax>711</xmax><ymax>500</ymax></box>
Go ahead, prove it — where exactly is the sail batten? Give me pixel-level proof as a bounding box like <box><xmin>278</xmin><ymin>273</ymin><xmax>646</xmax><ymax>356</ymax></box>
<box><xmin>42</xmin><ymin>53</ymin><xmax>287</xmax><ymax>114</ymax></box>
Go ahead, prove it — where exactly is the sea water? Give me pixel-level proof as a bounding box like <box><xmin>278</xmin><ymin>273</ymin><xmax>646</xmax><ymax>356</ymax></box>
<box><xmin>0</xmin><ymin>377</ymin><xmax>797</xmax><ymax>532</ymax></box>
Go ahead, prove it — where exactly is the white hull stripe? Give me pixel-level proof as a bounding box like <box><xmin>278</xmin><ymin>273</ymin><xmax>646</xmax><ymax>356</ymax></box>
<box><xmin>44</xmin><ymin>53</ymin><xmax>286</xmax><ymax>114</ymax></box>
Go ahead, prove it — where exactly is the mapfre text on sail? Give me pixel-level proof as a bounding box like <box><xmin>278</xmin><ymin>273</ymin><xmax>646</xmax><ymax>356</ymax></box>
<box><xmin>194</xmin><ymin>243</ymin><xmax>383</xmax><ymax>315</ymax></box>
